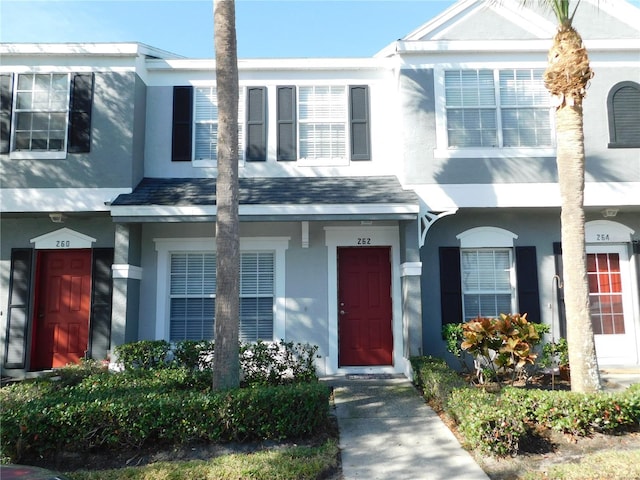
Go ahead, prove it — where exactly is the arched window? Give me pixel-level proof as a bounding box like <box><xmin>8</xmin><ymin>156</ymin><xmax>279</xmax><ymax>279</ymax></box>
<box><xmin>607</xmin><ymin>81</ymin><xmax>640</xmax><ymax>148</ymax></box>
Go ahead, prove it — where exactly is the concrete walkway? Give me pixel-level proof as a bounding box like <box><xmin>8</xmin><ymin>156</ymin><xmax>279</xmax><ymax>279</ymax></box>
<box><xmin>325</xmin><ymin>369</ymin><xmax>639</xmax><ymax>479</ymax></box>
<box><xmin>327</xmin><ymin>375</ymin><xmax>489</xmax><ymax>480</ymax></box>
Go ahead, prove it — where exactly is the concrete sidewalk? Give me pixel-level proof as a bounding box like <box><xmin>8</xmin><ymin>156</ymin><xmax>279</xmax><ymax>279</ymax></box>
<box><xmin>326</xmin><ymin>375</ymin><xmax>489</xmax><ymax>480</ymax></box>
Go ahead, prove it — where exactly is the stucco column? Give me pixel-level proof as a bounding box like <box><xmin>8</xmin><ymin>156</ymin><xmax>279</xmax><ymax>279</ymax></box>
<box><xmin>400</xmin><ymin>220</ymin><xmax>423</xmax><ymax>360</ymax></box>
<box><xmin>110</xmin><ymin>223</ymin><xmax>142</xmax><ymax>353</ymax></box>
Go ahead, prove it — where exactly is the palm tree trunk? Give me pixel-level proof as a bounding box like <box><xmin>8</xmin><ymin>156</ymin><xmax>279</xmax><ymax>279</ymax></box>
<box><xmin>555</xmin><ymin>102</ymin><xmax>601</xmax><ymax>392</ymax></box>
<box><xmin>212</xmin><ymin>0</ymin><xmax>240</xmax><ymax>390</ymax></box>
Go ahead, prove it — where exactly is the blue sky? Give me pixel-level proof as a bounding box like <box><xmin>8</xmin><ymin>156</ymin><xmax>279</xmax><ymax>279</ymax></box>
<box><xmin>0</xmin><ymin>0</ymin><xmax>458</xmax><ymax>58</ymax></box>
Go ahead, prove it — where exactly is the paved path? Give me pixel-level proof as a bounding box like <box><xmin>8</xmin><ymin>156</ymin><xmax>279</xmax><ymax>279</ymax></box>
<box><xmin>327</xmin><ymin>376</ymin><xmax>489</xmax><ymax>480</ymax></box>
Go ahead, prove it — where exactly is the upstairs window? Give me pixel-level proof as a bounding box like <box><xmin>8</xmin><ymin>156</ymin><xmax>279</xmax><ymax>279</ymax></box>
<box><xmin>444</xmin><ymin>69</ymin><xmax>552</xmax><ymax>149</ymax></box>
<box><xmin>1</xmin><ymin>72</ymin><xmax>93</xmax><ymax>157</ymax></box>
<box><xmin>299</xmin><ymin>86</ymin><xmax>347</xmax><ymax>160</ymax></box>
<box><xmin>277</xmin><ymin>85</ymin><xmax>370</xmax><ymax>164</ymax></box>
<box><xmin>14</xmin><ymin>73</ymin><xmax>69</xmax><ymax>152</ymax></box>
<box><xmin>193</xmin><ymin>86</ymin><xmax>245</xmax><ymax>162</ymax></box>
<box><xmin>607</xmin><ymin>81</ymin><xmax>640</xmax><ymax>148</ymax></box>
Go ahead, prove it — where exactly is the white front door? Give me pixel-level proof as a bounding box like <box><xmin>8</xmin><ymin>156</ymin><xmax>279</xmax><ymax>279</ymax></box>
<box><xmin>587</xmin><ymin>245</ymin><xmax>638</xmax><ymax>365</ymax></box>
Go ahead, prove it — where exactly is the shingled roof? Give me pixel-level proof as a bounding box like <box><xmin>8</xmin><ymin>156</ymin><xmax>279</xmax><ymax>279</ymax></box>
<box><xmin>109</xmin><ymin>176</ymin><xmax>419</xmax><ymax>222</ymax></box>
<box><xmin>112</xmin><ymin>176</ymin><xmax>418</xmax><ymax>206</ymax></box>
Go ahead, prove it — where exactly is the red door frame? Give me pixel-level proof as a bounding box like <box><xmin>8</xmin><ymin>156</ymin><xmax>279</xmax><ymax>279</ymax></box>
<box><xmin>30</xmin><ymin>249</ymin><xmax>92</xmax><ymax>370</ymax></box>
<box><xmin>337</xmin><ymin>246</ymin><xmax>393</xmax><ymax>366</ymax></box>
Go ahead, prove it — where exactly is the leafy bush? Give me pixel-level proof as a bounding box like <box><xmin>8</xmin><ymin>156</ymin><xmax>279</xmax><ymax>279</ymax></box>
<box><xmin>0</xmin><ymin>371</ymin><xmax>330</xmax><ymax>462</ymax></box>
<box><xmin>411</xmin><ymin>355</ymin><xmax>640</xmax><ymax>458</ymax></box>
<box><xmin>240</xmin><ymin>340</ymin><xmax>318</xmax><ymax>387</ymax></box>
<box><xmin>410</xmin><ymin>356</ymin><xmax>466</xmax><ymax>412</ymax></box>
<box><xmin>173</xmin><ymin>340</ymin><xmax>215</xmax><ymax>370</ymax></box>
<box><xmin>114</xmin><ymin>340</ymin><xmax>172</xmax><ymax>370</ymax></box>
<box><xmin>441</xmin><ymin>323</ymin><xmax>471</xmax><ymax>372</ymax></box>
<box><xmin>461</xmin><ymin>313</ymin><xmax>541</xmax><ymax>385</ymax></box>
<box><xmin>447</xmin><ymin>387</ymin><xmax>528</xmax><ymax>456</ymax></box>
<box><xmin>112</xmin><ymin>339</ymin><xmax>318</xmax><ymax>386</ymax></box>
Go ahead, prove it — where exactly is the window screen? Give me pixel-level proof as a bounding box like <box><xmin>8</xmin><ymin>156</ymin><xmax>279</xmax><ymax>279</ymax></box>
<box><xmin>461</xmin><ymin>249</ymin><xmax>514</xmax><ymax>321</ymax></box>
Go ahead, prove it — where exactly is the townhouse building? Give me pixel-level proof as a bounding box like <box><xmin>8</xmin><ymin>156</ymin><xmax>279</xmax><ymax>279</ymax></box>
<box><xmin>1</xmin><ymin>0</ymin><xmax>638</xmax><ymax>378</ymax></box>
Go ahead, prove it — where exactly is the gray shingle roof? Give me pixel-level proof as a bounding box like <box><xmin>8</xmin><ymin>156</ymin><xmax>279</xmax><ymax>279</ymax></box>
<box><xmin>111</xmin><ymin>176</ymin><xmax>418</xmax><ymax>207</ymax></box>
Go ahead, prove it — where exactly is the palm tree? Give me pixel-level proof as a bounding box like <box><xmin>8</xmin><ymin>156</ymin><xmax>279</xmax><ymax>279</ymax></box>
<box><xmin>526</xmin><ymin>0</ymin><xmax>601</xmax><ymax>392</ymax></box>
<box><xmin>212</xmin><ymin>0</ymin><xmax>240</xmax><ymax>390</ymax></box>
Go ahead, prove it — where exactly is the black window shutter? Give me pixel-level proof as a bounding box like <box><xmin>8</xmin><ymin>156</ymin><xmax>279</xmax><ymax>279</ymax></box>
<box><xmin>277</xmin><ymin>86</ymin><xmax>296</xmax><ymax>161</ymax></box>
<box><xmin>439</xmin><ymin>247</ymin><xmax>463</xmax><ymax>328</ymax></box>
<box><xmin>89</xmin><ymin>248</ymin><xmax>113</xmax><ymax>361</ymax></box>
<box><xmin>349</xmin><ymin>85</ymin><xmax>370</xmax><ymax>161</ymax></box>
<box><xmin>68</xmin><ymin>73</ymin><xmax>94</xmax><ymax>153</ymax></box>
<box><xmin>515</xmin><ymin>246</ymin><xmax>541</xmax><ymax>323</ymax></box>
<box><xmin>172</xmin><ymin>86</ymin><xmax>193</xmax><ymax>161</ymax></box>
<box><xmin>553</xmin><ymin>242</ymin><xmax>567</xmax><ymax>338</ymax></box>
<box><xmin>634</xmin><ymin>241</ymin><xmax>640</xmax><ymax>290</ymax></box>
<box><xmin>246</xmin><ymin>86</ymin><xmax>267</xmax><ymax>161</ymax></box>
<box><xmin>4</xmin><ymin>249</ymin><xmax>33</xmax><ymax>369</ymax></box>
<box><xmin>608</xmin><ymin>82</ymin><xmax>640</xmax><ymax>148</ymax></box>
<box><xmin>1</xmin><ymin>74</ymin><xmax>14</xmax><ymax>154</ymax></box>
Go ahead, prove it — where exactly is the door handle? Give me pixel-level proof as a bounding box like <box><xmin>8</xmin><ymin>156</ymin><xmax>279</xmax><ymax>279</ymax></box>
<box><xmin>340</xmin><ymin>310</ymin><xmax>347</xmax><ymax>315</ymax></box>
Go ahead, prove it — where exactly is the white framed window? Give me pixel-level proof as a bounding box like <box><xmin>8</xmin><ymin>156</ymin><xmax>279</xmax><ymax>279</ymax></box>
<box><xmin>169</xmin><ymin>251</ymin><xmax>274</xmax><ymax>342</ymax></box>
<box><xmin>298</xmin><ymin>85</ymin><xmax>347</xmax><ymax>162</ymax></box>
<box><xmin>193</xmin><ymin>86</ymin><xmax>245</xmax><ymax>164</ymax></box>
<box><xmin>13</xmin><ymin>73</ymin><xmax>69</xmax><ymax>154</ymax></box>
<box><xmin>456</xmin><ymin>227</ymin><xmax>518</xmax><ymax>321</ymax></box>
<box><xmin>154</xmin><ymin>237</ymin><xmax>289</xmax><ymax>343</ymax></box>
<box><xmin>460</xmin><ymin>248</ymin><xmax>516</xmax><ymax>321</ymax></box>
<box><xmin>438</xmin><ymin>68</ymin><xmax>553</xmax><ymax>156</ymax></box>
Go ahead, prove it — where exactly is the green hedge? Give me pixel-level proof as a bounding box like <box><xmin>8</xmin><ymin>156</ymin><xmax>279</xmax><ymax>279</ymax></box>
<box><xmin>411</xmin><ymin>356</ymin><xmax>640</xmax><ymax>457</ymax></box>
<box><xmin>0</xmin><ymin>369</ymin><xmax>330</xmax><ymax>463</ymax></box>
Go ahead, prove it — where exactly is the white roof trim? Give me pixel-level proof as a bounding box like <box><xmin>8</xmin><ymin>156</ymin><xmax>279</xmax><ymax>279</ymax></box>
<box><xmin>1</xmin><ymin>188</ymin><xmax>132</xmax><ymax>213</ymax></box>
<box><xmin>110</xmin><ymin>203</ymin><xmax>419</xmax><ymax>218</ymax></box>
<box><xmin>414</xmin><ymin>182</ymin><xmax>640</xmax><ymax>210</ymax></box>
<box><xmin>0</xmin><ymin>42</ymin><xmax>182</xmax><ymax>59</ymax></box>
<box><xmin>392</xmin><ymin>38</ymin><xmax>640</xmax><ymax>55</ymax></box>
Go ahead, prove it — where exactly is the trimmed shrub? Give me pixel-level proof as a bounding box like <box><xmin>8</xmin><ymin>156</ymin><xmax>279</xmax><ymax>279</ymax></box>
<box><xmin>410</xmin><ymin>356</ymin><xmax>466</xmax><ymax>412</ymax></box>
<box><xmin>240</xmin><ymin>340</ymin><xmax>319</xmax><ymax>387</ymax></box>
<box><xmin>114</xmin><ymin>340</ymin><xmax>171</xmax><ymax>370</ymax></box>
<box><xmin>410</xmin><ymin>355</ymin><xmax>640</xmax><ymax>458</ymax></box>
<box><xmin>0</xmin><ymin>372</ymin><xmax>330</xmax><ymax>462</ymax></box>
<box><xmin>112</xmin><ymin>339</ymin><xmax>319</xmax><ymax>386</ymax></box>
<box><xmin>173</xmin><ymin>340</ymin><xmax>215</xmax><ymax>370</ymax></box>
<box><xmin>447</xmin><ymin>387</ymin><xmax>528</xmax><ymax>456</ymax></box>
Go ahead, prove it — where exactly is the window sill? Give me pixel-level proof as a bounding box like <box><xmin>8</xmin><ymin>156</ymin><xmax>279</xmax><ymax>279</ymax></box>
<box><xmin>434</xmin><ymin>148</ymin><xmax>556</xmax><ymax>159</ymax></box>
<box><xmin>10</xmin><ymin>151</ymin><xmax>67</xmax><ymax>160</ymax></box>
<box><xmin>608</xmin><ymin>143</ymin><xmax>640</xmax><ymax>149</ymax></box>
<box><xmin>297</xmin><ymin>157</ymin><xmax>350</xmax><ymax>167</ymax></box>
<box><xmin>192</xmin><ymin>159</ymin><xmax>246</xmax><ymax>168</ymax></box>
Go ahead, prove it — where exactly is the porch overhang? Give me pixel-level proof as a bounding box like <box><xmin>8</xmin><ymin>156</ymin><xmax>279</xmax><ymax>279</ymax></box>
<box><xmin>109</xmin><ymin>176</ymin><xmax>420</xmax><ymax>223</ymax></box>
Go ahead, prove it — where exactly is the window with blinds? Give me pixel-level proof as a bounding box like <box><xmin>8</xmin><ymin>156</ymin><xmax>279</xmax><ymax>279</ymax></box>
<box><xmin>445</xmin><ymin>69</ymin><xmax>551</xmax><ymax>148</ymax></box>
<box><xmin>461</xmin><ymin>249</ymin><xmax>515</xmax><ymax>321</ymax></box>
<box><xmin>169</xmin><ymin>251</ymin><xmax>274</xmax><ymax>342</ymax></box>
<box><xmin>194</xmin><ymin>87</ymin><xmax>245</xmax><ymax>161</ymax></box>
<box><xmin>298</xmin><ymin>86</ymin><xmax>346</xmax><ymax>160</ymax></box>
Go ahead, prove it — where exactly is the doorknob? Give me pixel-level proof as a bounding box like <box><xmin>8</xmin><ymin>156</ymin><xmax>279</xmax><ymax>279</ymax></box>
<box><xmin>340</xmin><ymin>310</ymin><xmax>347</xmax><ymax>315</ymax></box>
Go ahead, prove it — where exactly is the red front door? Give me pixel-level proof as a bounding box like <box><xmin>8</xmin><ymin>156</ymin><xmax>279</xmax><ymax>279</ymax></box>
<box><xmin>32</xmin><ymin>250</ymin><xmax>92</xmax><ymax>370</ymax></box>
<box><xmin>338</xmin><ymin>247</ymin><xmax>393</xmax><ymax>366</ymax></box>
